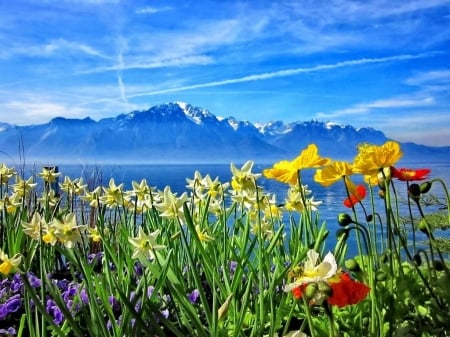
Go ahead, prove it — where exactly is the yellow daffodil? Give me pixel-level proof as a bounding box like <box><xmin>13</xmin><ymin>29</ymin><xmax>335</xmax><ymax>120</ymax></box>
<box><xmin>128</xmin><ymin>227</ymin><xmax>166</xmax><ymax>260</ymax></box>
<box><xmin>38</xmin><ymin>189</ymin><xmax>59</xmax><ymax>207</ymax></box>
<box><xmin>87</xmin><ymin>226</ymin><xmax>102</xmax><ymax>243</ymax></box>
<box><xmin>59</xmin><ymin>176</ymin><xmax>87</xmax><ymax>195</ymax></box>
<box><xmin>130</xmin><ymin>179</ymin><xmax>153</xmax><ymax>201</ymax></box>
<box><xmin>284</xmin><ymin>249</ymin><xmax>337</xmax><ymax>292</ymax></box>
<box><xmin>81</xmin><ymin>186</ymin><xmax>102</xmax><ymax>208</ymax></box>
<box><xmin>38</xmin><ymin>166</ymin><xmax>61</xmax><ymax>183</ymax></box>
<box><xmin>52</xmin><ymin>213</ymin><xmax>87</xmax><ymax>248</ymax></box>
<box><xmin>12</xmin><ymin>176</ymin><xmax>37</xmax><ymax>197</ymax></box>
<box><xmin>0</xmin><ymin>249</ymin><xmax>22</xmax><ymax>275</ymax></box>
<box><xmin>230</xmin><ymin>161</ymin><xmax>261</xmax><ymax>192</ymax></box>
<box><xmin>352</xmin><ymin>141</ymin><xmax>403</xmax><ymax>178</ymax></box>
<box><xmin>154</xmin><ymin>186</ymin><xmax>188</xmax><ymax>222</ymax></box>
<box><xmin>284</xmin><ymin>185</ymin><xmax>321</xmax><ymax>213</ymax></box>
<box><xmin>0</xmin><ymin>193</ymin><xmax>22</xmax><ymax>214</ymax></box>
<box><xmin>195</xmin><ymin>225</ymin><xmax>214</xmax><ymax>243</ymax></box>
<box><xmin>101</xmin><ymin>178</ymin><xmax>125</xmax><ymax>207</ymax></box>
<box><xmin>22</xmin><ymin>212</ymin><xmax>46</xmax><ymax>240</ymax></box>
<box><xmin>263</xmin><ymin>144</ymin><xmax>330</xmax><ymax>185</ymax></box>
<box><xmin>0</xmin><ymin>163</ymin><xmax>16</xmax><ymax>184</ymax></box>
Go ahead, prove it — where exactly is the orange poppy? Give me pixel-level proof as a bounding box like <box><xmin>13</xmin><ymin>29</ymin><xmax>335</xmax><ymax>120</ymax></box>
<box><xmin>343</xmin><ymin>184</ymin><xmax>366</xmax><ymax>208</ymax></box>
<box><xmin>391</xmin><ymin>167</ymin><xmax>430</xmax><ymax>181</ymax></box>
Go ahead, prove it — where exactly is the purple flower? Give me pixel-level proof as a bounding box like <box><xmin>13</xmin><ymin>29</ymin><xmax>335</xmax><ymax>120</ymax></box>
<box><xmin>46</xmin><ymin>299</ymin><xmax>64</xmax><ymax>325</ymax></box>
<box><xmin>229</xmin><ymin>261</ymin><xmax>238</xmax><ymax>273</ymax></box>
<box><xmin>79</xmin><ymin>288</ymin><xmax>89</xmax><ymax>304</ymax></box>
<box><xmin>188</xmin><ymin>289</ymin><xmax>200</xmax><ymax>304</ymax></box>
<box><xmin>108</xmin><ymin>295</ymin><xmax>121</xmax><ymax>312</ymax></box>
<box><xmin>0</xmin><ymin>327</ymin><xmax>16</xmax><ymax>336</ymax></box>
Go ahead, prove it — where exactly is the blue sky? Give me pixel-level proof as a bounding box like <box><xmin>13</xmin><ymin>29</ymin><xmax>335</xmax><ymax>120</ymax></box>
<box><xmin>1</xmin><ymin>0</ymin><xmax>450</xmax><ymax>146</ymax></box>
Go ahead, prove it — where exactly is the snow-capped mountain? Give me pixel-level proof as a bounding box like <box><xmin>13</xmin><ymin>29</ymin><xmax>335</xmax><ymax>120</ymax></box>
<box><xmin>0</xmin><ymin>102</ymin><xmax>448</xmax><ymax>163</ymax></box>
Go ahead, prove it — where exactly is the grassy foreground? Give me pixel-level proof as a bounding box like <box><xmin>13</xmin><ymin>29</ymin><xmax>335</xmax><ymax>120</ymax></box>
<box><xmin>0</xmin><ymin>141</ymin><xmax>449</xmax><ymax>337</ymax></box>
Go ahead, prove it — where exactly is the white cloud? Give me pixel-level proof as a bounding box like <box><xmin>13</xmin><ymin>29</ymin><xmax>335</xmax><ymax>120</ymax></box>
<box><xmin>135</xmin><ymin>6</ymin><xmax>173</xmax><ymax>15</ymax></box>
<box><xmin>125</xmin><ymin>53</ymin><xmax>435</xmax><ymax>98</ymax></box>
<box><xmin>2</xmin><ymin>101</ymin><xmax>90</xmax><ymax>125</ymax></box>
<box><xmin>317</xmin><ymin>96</ymin><xmax>436</xmax><ymax>119</ymax></box>
<box><xmin>0</xmin><ymin>38</ymin><xmax>111</xmax><ymax>60</ymax></box>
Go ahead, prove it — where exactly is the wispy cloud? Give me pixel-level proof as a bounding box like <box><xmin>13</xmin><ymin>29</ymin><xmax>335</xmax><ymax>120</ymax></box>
<box><xmin>126</xmin><ymin>53</ymin><xmax>436</xmax><ymax>98</ymax></box>
<box><xmin>317</xmin><ymin>96</ymin><xmax>435</xmax><ymax>119</ymax></box>
<box><xmin>0</xmin><ymin>38</ymin><xmax>111</xmax><ymax>60</ymax></box>
<box><xmin>135</xmin><ymin>6</ymin><xmax>173</xmax><ymax>15</ymax></box>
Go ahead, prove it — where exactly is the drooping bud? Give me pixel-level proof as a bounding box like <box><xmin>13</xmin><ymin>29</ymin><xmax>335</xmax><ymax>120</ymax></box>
<box><xmin>418</xmin><ymin>218</ymin><xmax>431</xmax><ymax>236</ymax></box>
<box><xmin>317</xmin><ymin>280</ymin><xmax>333</xmax><ymax>297</ymax></box>
<box><xmin>419</xmin><ymin>181</ymin><xmax>432</xmax><ymax>194</ymax></box>
<box><xmin>338</xmin><ymin>213</ymin><xmax>353</xmax><ymax>227</ymax></box>
<box><xmin>433</xmin><ymin>260</ymin><xmax>445</xmax><ymax>271</ymax></box>
<box><xmin>344</xmin><ymin>258</ymin><xmax>360</xmax><ymax>272</ymax></box>
<box><xmin>366</xmin><ymin>214</ymin><xmax>373</xmax><ymax>222</ymax></box>
<box><xmin>378</xmin><ymin>190</ymin><xmax>385</xmax><ymax>199</ymax></box>
<box><xmin>412</xmin><ymin>253</ymin><xmax>422</xmax><ymax>267</ymax></box>
<box><xmin>304</xmin><ymin>283</ymin><xmax>319</xmax><ymax>301</ymax></box>
<box><xmin>408</xmin><ymin>184</ymin><xmax>421</xmax><ymax>202</ymax></box>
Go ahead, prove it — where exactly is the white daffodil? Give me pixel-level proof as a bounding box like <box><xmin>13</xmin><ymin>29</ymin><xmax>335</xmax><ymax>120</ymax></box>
<box><xmin>284</xmin><ymin>249</ymin><xmax>338</xmax><ymax>292</ymax></box>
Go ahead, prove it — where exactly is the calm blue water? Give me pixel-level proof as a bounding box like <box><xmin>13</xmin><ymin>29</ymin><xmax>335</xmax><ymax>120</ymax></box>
<box><xmin>17</xmin><ymin>161</ymin><xmax>450</xmax><ymax>256</ymax></box>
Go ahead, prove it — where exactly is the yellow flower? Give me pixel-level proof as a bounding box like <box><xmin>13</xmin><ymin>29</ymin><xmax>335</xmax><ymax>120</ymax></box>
<box><xmin>59</xmin><ymin>176</ymin><xmax>87</xmax><ymax>195</ymax></box>
<box><xmin>314</xmin><ymin>161</ymin><xmax>353</xmax><ymax>187</ymax></box>
<box><xmin>263</xmin><ymin>144</ymin><xmax>330</xmax><ymax>185</ymax></box>
<box><xmin>0</xmin><ymin>193</ymin><xmax>22</xmax><ymax>214</ymax></box>
<box><xmin>22</xmin><ymin>212</ymin><xmax>46</xmax><ymax>240</ymax></box>
<box><xmin>0</xmin><ymin>249</ymin><xmax>22</xmax><ymax>275</ymax></box>
<box><xmin>128</xmin><ymin>227</ymin><xmax>166</xmax><ymax>260</ymax></box>
<box><xmin>101</xmin><ymin>178</ymin><xmax>125</xmax><ymax>207</ymax></box>
<box><xmin>81</xmin><ymin>186</ymin><xmax>102</xmax><ymax>208</ymax></box>
<box><xmin>230</xmin><ymin>161</ymin><xmax>261</xmax><ymax>192</ymax></box>
<box><xmin>284</xmin><ymin>249</ymin><xmax>337</xmax><ymax>292</ymax></box>
<box><xmin>195</xmin><ymin>225</ymin><xmax>214</xmax><ymax>243</ymax></box>
<box><xmin>352</xmin><ymin>141</ymin><xmax>403</xmax><ymax>177</ymax></box>
<box><xmin>284</xmin><ymin>185</ymin><xmax>321</xmax><ymax>213</ymax></box>
<box><xmin>52</xmin><ymin>213</ymin><xmax>87</xmax><ymax>248</ymax></box>
<box><xmin>87</xmin><ymin>226</ymin><xmax>103</xmax><ymax>243</ymax></box>
<box><xmin>154</xmin><ymin>186</ymin><xmax>188</xmax><ymax>222</ymax></box>
<box><xmin>130</xmin><ymin>179</ymin><xmax>153</xmax><ymax>201</ymax></box>
<box><xmin>0</xmin><ymin>163</ymin><xmax>16</xmax><ymax>184</ymax></box>
<box><xmin>38</xmin><ymin>166</ymin><xmax>61</xmax><ymax>183</ymax></box>
<box><xmin>12</xmin><ymin>176</ymin><xmax>37</xmax><ymax>197</ymax></box>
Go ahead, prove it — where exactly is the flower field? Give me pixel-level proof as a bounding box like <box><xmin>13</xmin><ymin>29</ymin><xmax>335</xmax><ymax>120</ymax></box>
<box><xmin>0</xmin><ymin>141</ymin><xmax>449</xmax><ymax>337</ymax></box>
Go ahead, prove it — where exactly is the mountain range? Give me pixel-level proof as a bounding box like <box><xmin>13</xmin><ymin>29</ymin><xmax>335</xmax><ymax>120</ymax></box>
<box><xmin>0</xmin><ymin>102</ymin><xmax>448</xmax><ymax>164</ymax></box>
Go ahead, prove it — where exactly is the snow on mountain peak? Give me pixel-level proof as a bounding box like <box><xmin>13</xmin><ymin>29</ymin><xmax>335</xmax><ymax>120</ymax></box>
<box><xmin>176</xmin><ymin>102</ymin><xmax>216</xmax><ymax>125</ymax></box>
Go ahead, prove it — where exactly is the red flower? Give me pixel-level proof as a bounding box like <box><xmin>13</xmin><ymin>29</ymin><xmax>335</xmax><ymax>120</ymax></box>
<box><xmin>344</xmin><ymin>184</ymin><xmax>366</xmax><ymax>208</ymax></box>
<box><xmin>328</xmin><ymin>273</ymin><xmax>370</xmax><ymax>307</ymax></box>
<box><xmin>391</xmin><ymin>167</ymin><xmax>430</xmax><ymax>181</ymax></box>
<box><xmin>290</xmin><ymin>272</ymin><xmax>370</xmax><ymax>307</ymax></box>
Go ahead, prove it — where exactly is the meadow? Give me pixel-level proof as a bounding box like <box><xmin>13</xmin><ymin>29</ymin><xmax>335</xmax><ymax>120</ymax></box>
<box><xmin>0</xmin><ymin>141</ymin><xmax>449</xmax><ymax>337</ymax></box>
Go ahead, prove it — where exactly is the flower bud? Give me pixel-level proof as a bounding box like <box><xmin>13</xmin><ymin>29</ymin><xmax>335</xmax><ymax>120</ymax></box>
<box><xmin>419</xmin><ymin>181</ymin><xmax>432</xmax><ymax>194</ymax></box>
<box><xmin>344</xmin><ymin>258</ymin><xmax>360</xmax><ymax>272</ymax></box>
<box><xmin>304</xmin><ymin>283</ymin><xmax>319</xmax><ymax>301</ymax></box>
<box><xmin>338</xmin><ymin>213</ymin><xmax>353</xmax><ymax>227</ymax></box>
<box><xmin>378</xmin><ymin>190</ymin><xmax>385</xmax><ymax>199</ymax></box>
<box><xmin>418</xmin><ymin>219</ymin><xmax>431</xmax><ymax>236</ymax></box>
<box><xmin>317</xmin><ymin>281</ymin><xmax>333</xmax><ymax>297</ymax></box>
<box><xmin>408</xmin><ymin>184</ymin><xmax>421</xmax><ymax>202</ymax></box>
<box><xmin>378</xmin><ymin>167</ymin><xmax>391</xmax><ymax>190</ymax></box>
<box><xmin>433</xmin><ymin>260</ymin><xmax>445</xmax><ymax>271</ymax></box>
<box><xmin>412</xmin><ymin>253</ymin><xmax>422</xmax><ymax>266</ymax></box>
<box><xmin>366</xmin><ymin>214</ymin><xmax>373</xmax><ymax>222</ymax></box>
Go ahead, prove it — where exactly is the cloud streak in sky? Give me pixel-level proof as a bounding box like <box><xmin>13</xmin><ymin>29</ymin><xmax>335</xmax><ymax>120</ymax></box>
<box><xmin>126</xmin><ymin>53</ymin><xmax>437</xmax><ymax>98</ymax></box>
